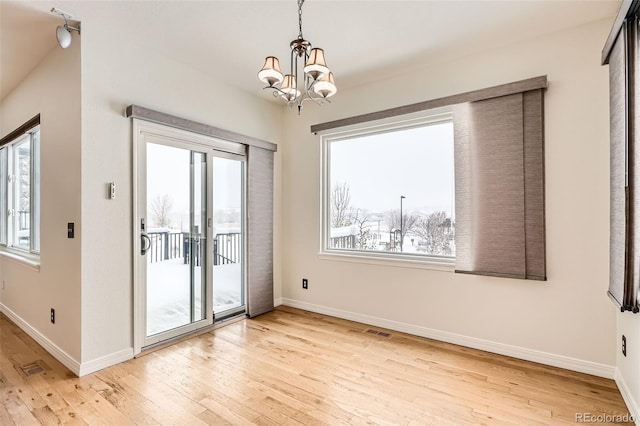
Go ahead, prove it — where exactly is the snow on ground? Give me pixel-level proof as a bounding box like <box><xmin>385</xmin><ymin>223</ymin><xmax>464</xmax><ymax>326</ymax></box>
<box><xmin>147</xmin><ymin>258</ymin><xmax>242</xmax><ymax>336</ymax></box>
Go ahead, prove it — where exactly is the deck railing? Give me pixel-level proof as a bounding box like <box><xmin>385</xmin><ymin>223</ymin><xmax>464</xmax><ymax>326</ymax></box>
<box><xmin>329</xmin><ymin>234</ymin><xmax>356</xmax><ymax>249</ymax></box>
<box><xmin>147</xmin><ymin>231</ymin><xmax>184</xmax><ymax>263</ymax></box>
<box><xmin>147</xmin><ymin>231</ymin><xmax>242</xmax><ymax>265</ymax></box>
<box><xmin>213</xmin><ymin>233</ymin><xmax>242</xmax><ymax>265</ymax></box>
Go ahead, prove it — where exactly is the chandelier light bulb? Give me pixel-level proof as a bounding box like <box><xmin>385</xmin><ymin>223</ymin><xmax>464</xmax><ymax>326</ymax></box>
<box><xmin>304</xmin><ymin>48</ymin><xmax>329</xmax><ymax>81</ymax></box>
<box><xmin>313</xmin><ymin>72</ymin><xmax>337</xmax><ymax>99</ymax></box>
<box><xmin>280</xmin><ymin>74</ymin><xmax>301</xmax><ymax>101</ymax></box>
<box><xmin>258</xmin><ymin>56</ymin><xmax>284</xmax><ymax>87</ymax></box>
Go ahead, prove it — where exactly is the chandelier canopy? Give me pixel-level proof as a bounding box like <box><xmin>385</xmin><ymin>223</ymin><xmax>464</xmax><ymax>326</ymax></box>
<box><xmin>258</xmin><ymin>0</ymin><xmax>336</xmax><ymax>114</ymax></box>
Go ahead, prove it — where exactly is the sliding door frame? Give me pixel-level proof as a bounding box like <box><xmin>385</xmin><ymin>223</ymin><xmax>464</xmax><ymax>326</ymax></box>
<box><xmin>210</xmin><ymin>151</ymin><xmax>248</xmax><ymax>319</ymax></box>
<box><xmin>132</xmin><ymin>119</ymin><xmax>246</xmax><ymax>354</ymax></box>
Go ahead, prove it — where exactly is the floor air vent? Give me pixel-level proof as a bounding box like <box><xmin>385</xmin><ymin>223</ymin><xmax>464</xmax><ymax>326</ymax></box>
<box><xmin>19</xmin><ymin>360</ymin><xmax>49</xmax><ymax>377</ymax></box>
<box><xmin>366</xmin><ymin>329</ymin><xmax>391</xmax><ymax>337</ymax></box>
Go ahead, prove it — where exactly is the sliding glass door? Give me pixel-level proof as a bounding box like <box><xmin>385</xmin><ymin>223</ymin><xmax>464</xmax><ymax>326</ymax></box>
<box><xmin>135</xmin><ymin>123</ymin><xmax>246</xmax><ymax>350</ymax></box>
<box><xmin>212</xmin><ymin>156</ymin><xmax>245</xmax><ymax>318</ymax></box>
<box><xmin>140</xmin><ymin>140</ymin><xmax>209</xmax><ymax>346</ymax></box>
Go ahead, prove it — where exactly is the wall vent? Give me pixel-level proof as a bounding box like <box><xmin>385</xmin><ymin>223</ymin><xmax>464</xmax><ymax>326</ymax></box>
<box><xmin>19</xmin><ymin>360</ymin><xmax>49</xmax><ymax>377</ymax></box>
<box><xmin>366</xmin><ymin>329</ymin><xmax>391</xmax><ymax>337</ymax></box>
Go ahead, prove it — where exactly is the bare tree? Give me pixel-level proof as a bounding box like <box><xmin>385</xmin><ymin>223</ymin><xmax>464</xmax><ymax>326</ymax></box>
<box><xmin>150</xmin><ymin>194</ymin><xmax>173</xmax><ymax>228</ymax></box>
<box><xmin>17</xmin><ymin>149</ymin><xmax>30</xmax><ymax>233</ymax></box>
<box><xmin>353</xmin><ymin>209</ymin><xmax>376</xmax><ymax>250</ymax></box>
<box><xmin>413</xmin><ymin>211</ymin><xmax>453</xmax><ymax>255</ymax></box>
<box><xmin>331</xmin><ymin>182</ymin><xmax>353</xmax><ymax>228</ymax></box>
<box><xmin>385</xmin><ymin>209</ymin><xmax>419</xmax><ymax>245</ymax></box>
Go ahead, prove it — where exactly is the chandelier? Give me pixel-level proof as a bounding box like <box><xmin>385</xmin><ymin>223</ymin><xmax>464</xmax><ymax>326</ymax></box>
<box><xmin>258</xmin><ymin>0</ymin><xmax>337</xmax><ymax>114</ymax></box>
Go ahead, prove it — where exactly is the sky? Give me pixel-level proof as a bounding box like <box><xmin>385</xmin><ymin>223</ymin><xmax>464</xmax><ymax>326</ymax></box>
<box><xmin>329</xmin><ymin>121</ymin><xmax>455</xmax><ymax>216</ymax></box>
<box><xmin>144</xmin><ymin>120</ymin><xmax>453</xmax><ymax>233</ymax></box>
<box><xmin>146</xmin><ymin>143</ymin><xmax>242</xmax><ymax>231</ymax></box>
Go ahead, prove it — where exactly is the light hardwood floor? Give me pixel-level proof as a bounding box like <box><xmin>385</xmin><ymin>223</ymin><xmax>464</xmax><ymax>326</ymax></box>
<box><xmin>0</xmin><ymin>306</ymin><xmax>633</xmax><ymax>425</ymax></box>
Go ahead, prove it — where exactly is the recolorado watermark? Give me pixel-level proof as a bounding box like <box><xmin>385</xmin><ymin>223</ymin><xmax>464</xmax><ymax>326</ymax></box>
<box><xmin>575</xmin><ymin>412</ymin><xmax>635</xmax><ymax>423</ymax></box>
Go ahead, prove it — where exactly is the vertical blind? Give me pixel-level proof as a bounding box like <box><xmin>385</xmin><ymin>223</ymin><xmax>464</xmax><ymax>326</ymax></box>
<box><xmin>604</xmin><ymin>9</ymin><xmax>640</xmax><ymax>312</ymax></box>
<box><xmin>246</xmin><ymin>145</ymin><xmax>275</xmax><ymax>317</ymax></box>
<box><xmin>453</xmin><ymin>90</ymin><xmax>546</xmax><ymax>280</ymax></box>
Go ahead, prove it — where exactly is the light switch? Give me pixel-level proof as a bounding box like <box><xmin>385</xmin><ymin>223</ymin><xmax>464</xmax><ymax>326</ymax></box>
<box><xmin>68</xmin><ymin>222</ymin><xmax>74</xmax><ymax>238</ymax></box>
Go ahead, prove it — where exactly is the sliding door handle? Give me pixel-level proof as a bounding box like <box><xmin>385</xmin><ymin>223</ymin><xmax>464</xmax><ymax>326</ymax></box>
<box><xmin>141</xmin><ymin>234</ymin><xmax>151</xmax><ymax>255</ymax></box>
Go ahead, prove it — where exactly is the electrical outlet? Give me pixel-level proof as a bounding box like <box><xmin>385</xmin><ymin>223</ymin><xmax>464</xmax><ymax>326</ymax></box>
<box><xmin>622</xmin><ymin>335</ymin><xmax>627</xmax><ymax>357</ymax></box>
<box><xmin>50</xmin><ymin>308</ymin><xmax>55</xmax><ymax>324</ymax></box>
<box><xmin>302</xmin><ymin>278</ymin><xmax>308</xmax><ymax>289</ymax></box>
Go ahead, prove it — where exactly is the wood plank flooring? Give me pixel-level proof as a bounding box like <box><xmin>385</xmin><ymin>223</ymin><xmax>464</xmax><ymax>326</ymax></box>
<box><xmin>0</xmin><ymin>306</ymin><xmax>633</xmax><ymax>425</ymax></box>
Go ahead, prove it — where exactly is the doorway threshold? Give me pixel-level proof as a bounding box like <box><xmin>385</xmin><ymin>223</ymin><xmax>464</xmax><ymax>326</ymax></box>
<box><xmin>136</xmin><ymin>314</ymin><xmax>246</xmax><ymax>358</ymax></box>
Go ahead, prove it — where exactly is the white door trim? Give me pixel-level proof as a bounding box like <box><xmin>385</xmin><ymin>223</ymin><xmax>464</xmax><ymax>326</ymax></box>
<box><xmin>132</xmin><ymin>120</ymin><xmax>246</xmax><ymax>354</ymax></box>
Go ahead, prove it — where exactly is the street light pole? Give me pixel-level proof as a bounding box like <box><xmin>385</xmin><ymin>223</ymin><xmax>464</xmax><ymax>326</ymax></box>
<box><xmin>400</xmin><ymin>195</ymin><xmax>406</xmax><ymax>252</ymax></box>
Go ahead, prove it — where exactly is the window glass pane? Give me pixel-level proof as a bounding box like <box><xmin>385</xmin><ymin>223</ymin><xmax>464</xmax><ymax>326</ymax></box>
<box><xmin>13</xmin><ymin>138</ymin><xmax>31</xmax><ymax>251</ymax></box>
<box><xmin>327</xmin><ymin>121</ymin><xmax>455</xmax><ymax>258</ymax></box>
<box><xmin>32</xmin><ymin>130</ymin><xmax>40</xmax><ymax>252</ymax></box>
<box><xmin>0</xmin><ymin>148</ymin><xmax>6</xmax><ymax>245</ymax></box>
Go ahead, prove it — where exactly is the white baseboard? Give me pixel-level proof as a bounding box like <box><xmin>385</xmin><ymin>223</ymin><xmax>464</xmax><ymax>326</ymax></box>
<box><xmin>79</xmin><ymin>348</ymin><xmax>134</xmax><ymax>377</ymax></box>
<box><xmin>274</xmin><ymin>297</ymin><xmax>283</xmax><ymax>307</ymax></box>
<box><xmin>280</xmin><ymin>298</ymin><xmax>616</xmax><ymax>379</ymax></box>
<box><xmin>615</xmin><ymin>368</ymin><xmax>640</xmax><ymax>425</ymax></box>
<box><xmin>0</xmin><ymin>303</ymin><xmax>81</xmax><ymax>375</ymax></box>
<box><xmin>1</xmin><ymin>303</ymin><xmax>134</xmax><ymax>377</ymax></box>
<box><xmin>0</xmin><ymin>297</ymin><xmax>618</xmax><ymax>382</ymax></box>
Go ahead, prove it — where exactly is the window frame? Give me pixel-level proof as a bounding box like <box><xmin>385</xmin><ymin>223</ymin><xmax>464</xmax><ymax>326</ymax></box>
<box><xmin>320</xmin><ymin>110</ymin><xmax>456</xmax><ymax>268</ymax></box>
<box><xmin>0</xmin><ymin>124</ymin><xmax>40</xmax><ymax>261</ymax></box>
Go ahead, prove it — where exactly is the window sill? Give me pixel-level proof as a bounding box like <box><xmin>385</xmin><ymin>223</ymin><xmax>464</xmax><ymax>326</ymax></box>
<box><xmin>318</xmin><ymin>250</ymin><xmax>455</xmax><ymax>272</ymax></box>
<box><xmin>0</xmin><ymin>248</ymin><xmax>40</xmax><ymax>271</ymax></box>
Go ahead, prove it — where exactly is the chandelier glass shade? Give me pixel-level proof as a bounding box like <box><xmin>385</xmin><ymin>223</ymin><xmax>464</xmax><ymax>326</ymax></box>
<box><xmin>258</xmin><ymin>0</ymin><xmax>336</xmax><ymax>113</ymax></box>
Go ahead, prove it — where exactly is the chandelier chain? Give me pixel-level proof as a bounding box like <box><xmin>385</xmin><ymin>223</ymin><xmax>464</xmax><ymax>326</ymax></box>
<box><xmin>298</xmin><ymin>0</ymin><xmax>304</xmax><ymax>39</ymax></box>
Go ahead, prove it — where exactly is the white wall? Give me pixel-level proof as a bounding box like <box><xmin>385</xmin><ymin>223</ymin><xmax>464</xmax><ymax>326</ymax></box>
<box><xmin>617</xmin><ymin>312</ymin><xmax>640</xmax><ymax>420</ymax></box>
<box><xmin>0</xmin><ymin>6</ymin><xmax>284</xmax><ymax>375</ymax></box>
<box><xmin>79</xmin><ymin>18</ymin><xmax>283</xmax><ymax>368</ymax></box>
<box><xmin>0</xmin><ymin>42</ymin><xmax>82</xmax><ymax>364</ymax></box>
<box><xmin>1</xmin><ymin>8</ymin><xmax>629</xmax><ymax>407</ymax></box>
<box><xmin>280</xmin><ymin>18</ymin><xmax>618</xmax><ymax>376</ymax></box>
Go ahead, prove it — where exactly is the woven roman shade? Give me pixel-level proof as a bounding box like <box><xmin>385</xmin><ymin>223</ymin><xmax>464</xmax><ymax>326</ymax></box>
<box><xmin>246</xmin><ymin>145</ymin><xmax>275</xmax><ymax>317</ymax></box>
<box><xmin>453</xmin><ymin>90</ymin><xmax>546</xmax><ymax>280</ymax></box>
<box><xmin>609</xmin><ymin>27</ymin><xmax>629</xmax><ymax>309</ymax></box>
<box><xmin>604</xmin><ymin>10</ymin><xmax>640</xmax><ymax>312</ymax></box>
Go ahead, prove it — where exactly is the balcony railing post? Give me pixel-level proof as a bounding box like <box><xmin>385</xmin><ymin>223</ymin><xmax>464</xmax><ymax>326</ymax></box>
<box><xmin>163</xmin><ymin>231</ymin><xmax>169</xmax><ymax>260</ymax></box>
<box><xmin>183</xmin><ymin>232</ymin><xmax>189</xmax><ymax>264</ymax></box>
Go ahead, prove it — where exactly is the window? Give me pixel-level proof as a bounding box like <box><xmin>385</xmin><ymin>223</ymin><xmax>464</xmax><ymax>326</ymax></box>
<box><xmin>0</xmin><ymin>125</ymin><xmax>40</xmax><ymax>254</ymax></box>
<box><xmin>316</xmin><ymin>77</ymin><xmax>546</xmax><ymax>278</ymax></box>
<box><xmin>322</xmin><ymin>113</ymin><xmax>455</xmax><ymax>262</ymax></box>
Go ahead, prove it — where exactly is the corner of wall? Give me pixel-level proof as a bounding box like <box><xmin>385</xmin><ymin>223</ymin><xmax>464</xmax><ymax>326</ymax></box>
<box><xmin>615</xmin><ymin>367</ymin><xmax>640</xmax><ymax>425</ymax></box>
<box><xmin>616</xmin><ymin>312</ymin><xmax>640</xmax><ymax>423</ymax></box>
<box><xmin>0</xmin><ymin>38</ymin><xmax>83</xmax><ymax>366</ymax></box>
<box><xmin>0</xmin><ymin>303</ymin><xmax>81</xmax><ymax>375</ymax></box>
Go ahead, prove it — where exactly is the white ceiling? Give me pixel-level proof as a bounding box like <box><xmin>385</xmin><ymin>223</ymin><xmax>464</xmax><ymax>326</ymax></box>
<box><xmin>0</xmin><ymin>0</ymin><xmax>620</xmax><ymax>102</ymax></box>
